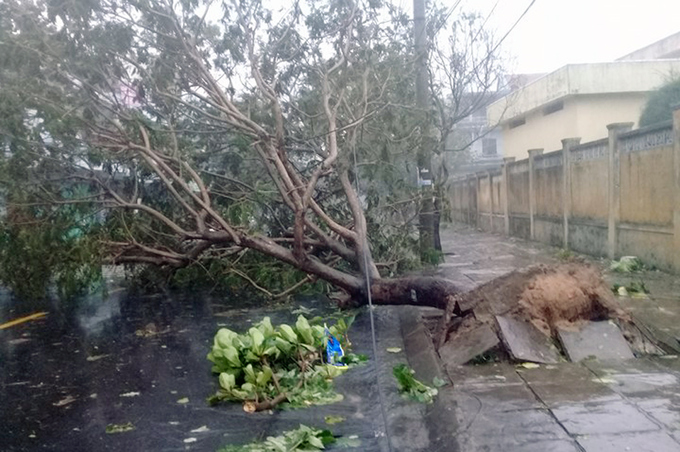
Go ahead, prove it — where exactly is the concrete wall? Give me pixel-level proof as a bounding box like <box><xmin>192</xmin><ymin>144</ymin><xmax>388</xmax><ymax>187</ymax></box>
<box><xmin>448</xmin><ymin>113</ymin><xmax>680</xmax><ymax>273</ymax></box>
<box><xmin>489</xmin><ymin>60</ymin><xmax>680</xmax><ymax>160</ymax></box>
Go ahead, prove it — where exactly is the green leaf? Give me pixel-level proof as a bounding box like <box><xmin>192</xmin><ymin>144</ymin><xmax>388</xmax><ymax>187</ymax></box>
<box><xmin>295</xmin><ymin>316</ymin><xmax>315</xmax><ymax>345</ymax></box>
<box><xmin>433</xmin><ymin>376</ymin><xmax>447</xmax><ymax>388</ymax></box>
<box><xmin>105</xmin><ymin>422</ymin><xmax>135</xmax><ymax>434</ymax></box>
<box><xmin>249</xmin><ymin>327</ymin><xmax>265</xmax><ymax>353</ymax></box>
<box><xmin>244</xmin><ymin>364</ymin><xmax>256</xmax><ymax>383</ymax></box>
<box><xmin>258</xmin><ymin>317</ymin><xmax>274</xmax><ymax>336</ymax></box>
<box><xmin>324</xmin><ymin>415</ymin><xmax>346</xmax><ymax>425</ymax></box>
<box><xmin>219</xmin><ymin>372</ymin><xmax>236</xmax><ymax>391</ymax></box>
<box><xmin>274</xmin><ymin>337</ymin><xmax>293</xmax><ymax>354</ymax></box>
<box><xmin>279</xmin><ymin>324</ymin><xmax>298</xmax><ymax>344</ymax></box>
<box><xmin>256</xmin><ymin>366</ymin><xmax>273</xmax><ymax>386</ymax></box>
<box><xmin>393</xmin><ymin>364</ymin><xmax>438</xmax><ymax>404</ymax></box>
<box><xmin>307</xmin><ymin>435</ymin><xmax>324</xmax><ymax>449</ymax></box>
<box><xmin>222</xmin><ymin>345</ymin><xmax>242</xmax><ymax>368</ymax></box>
<box><xmin>215</xmin><ymin>328</ymin><xmax>238</xmax><ymax>348</ymax></box>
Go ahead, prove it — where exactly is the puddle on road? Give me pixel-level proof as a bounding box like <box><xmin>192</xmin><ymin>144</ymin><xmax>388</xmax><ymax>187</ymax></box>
<box><xmin>0</xmin><ymin>290</ymin><xmax>384</xmax><ymax>451</ymax></box>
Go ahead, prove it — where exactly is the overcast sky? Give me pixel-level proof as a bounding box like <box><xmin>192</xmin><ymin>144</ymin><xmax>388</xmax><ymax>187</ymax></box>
<box><xmin>397</xmin><ymin>0</ymin><xmax>680</xmax><ymax>74</ymax></box>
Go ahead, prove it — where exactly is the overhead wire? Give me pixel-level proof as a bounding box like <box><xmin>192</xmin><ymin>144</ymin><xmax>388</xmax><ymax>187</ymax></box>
<box><xmin>352</xmin><ymin>144</ymin><xmax>394</xmax><ymax>452</ymax></box>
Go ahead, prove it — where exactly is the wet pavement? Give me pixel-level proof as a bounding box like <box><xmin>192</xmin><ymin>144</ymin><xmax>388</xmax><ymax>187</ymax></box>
<box><xmin>443</xmin><ymin>357</ymin><xmax>680</xmax><ymax>452</ymax></box>
<box><xmin>436</xmin><ymin>224</ymin><xmax>680</xmax><ymax>451</ymax></box>
<box><xmin>0</xmin><ymin>290</ymin><xmax>399</xmax><ymax>451</ymax></box>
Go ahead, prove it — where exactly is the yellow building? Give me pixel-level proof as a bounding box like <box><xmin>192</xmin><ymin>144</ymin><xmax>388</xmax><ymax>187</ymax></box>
<box><xmin>488</xmin><ymin>60</ymin><xmax>680</xmax><ymax>160</ymax></box>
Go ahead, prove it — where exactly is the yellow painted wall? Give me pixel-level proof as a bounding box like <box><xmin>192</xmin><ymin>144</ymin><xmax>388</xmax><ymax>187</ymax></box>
<box><xmin>501</xmin><ymin>98</ymin><xmax>577</xmax><ymax>160</ymax></box>
<box><xmin>573</xmin><ymin>94</ymin><xmax>647</xmax><ymax>141</ymax></box>
<box><xmin>502</xmin><ymin>93</ymin><xmax>647</xmax><ymax>161</ymax></box>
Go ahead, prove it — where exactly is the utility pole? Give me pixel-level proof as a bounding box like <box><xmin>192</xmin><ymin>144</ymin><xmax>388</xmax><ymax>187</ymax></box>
<box><xmin>414</xmin><ymin>0</ymin><xmax>441</xmax><ymax>261</ymax></box>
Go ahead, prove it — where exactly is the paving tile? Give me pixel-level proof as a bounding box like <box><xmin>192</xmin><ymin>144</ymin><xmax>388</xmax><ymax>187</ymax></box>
<box><xmin>598</xmin><ymin>372</ymin><xmax>680</xmax><ymax>398</ymax></box>
<box><xmin>447</xmin><ymin>363</ymin><xmax>525</xmax><ymax>387</ymax></box>
<box><xmin>636</xmin><ymin>397</ymin><xmax>680</xmax><ymax>431</ymax></box>
<box><xmin>552</xmin><ymin>400</ymin><xmax>660</xmax><ymax>435</ymax></box>
<box><xmin>451</xmin><ymin>383</ymin><xmax>543</xmax><ymax>414</ymax></box>
<box><xmin>517</xmin><ymin>362</ymin><xmax>597</xmax><ymax>385</ymax></box>
<box><xmin>558</xmin><ymin>321</ymin><xmax>634</xmax><ymax>362</ymax></box>
<box><xmin>460</xmin><ymin>408</ymin><xmax>570</xmax><ymax>447</ymax></box>
<box><xmin>497</xmin><ymin>316</ymin><xmax>560</xmax><ymax>364</ymax></box>
<box><xmin>458</xmin><ymin>436</ymin><xmax>582</xmax><ymax>452</ymax></box>
<box><xmin>584</xmin><ymin>357</ymin><xmax>663</xmax><ymax>377</ymax></box>
<box><xmin>577</xmin><ymin>431</ymin><xmax>680</xmax><ymax>452</ymax></box>
<box><xmin>529</xmin><ymin>381</ymin><xmax>622</xmax><ymax>408</ymax></box>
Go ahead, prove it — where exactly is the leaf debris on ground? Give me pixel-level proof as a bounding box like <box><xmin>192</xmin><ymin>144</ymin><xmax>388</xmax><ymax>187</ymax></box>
<box><xmin>393</xmin><ymin>364</ymin><xmax>438</xmax><ymax>404</ymax></box>
<box><xmin>105</xmin><ymin>422</ymin><xmax>135</xmax><ymax>434</ymax></box>
<box><xmin>218</xmin><ymin>424</ymin><xmax>337</xmax><ymax>451</ymax></box>
<box><xmin>324</xmin><ymin>415</ymin><xmax>346</xmax><ymax>425</ymax></box>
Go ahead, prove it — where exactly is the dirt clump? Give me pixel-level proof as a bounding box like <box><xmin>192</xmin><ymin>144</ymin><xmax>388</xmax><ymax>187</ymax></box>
<box><xmin>437</xmin><ymin>263</ymin><xmax>630</xmax><ymax>345</ymax></box>
<box><xmin>515</xmin><ymin>263</ymin><xmax>630</xmax><ymax>335</ymax></box>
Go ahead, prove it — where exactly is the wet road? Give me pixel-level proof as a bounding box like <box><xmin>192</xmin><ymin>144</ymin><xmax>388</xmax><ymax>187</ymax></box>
<box><xmin>0</xmin><ymin>290</ymin><xmax>387</xmax><ymax>451</ymax></box>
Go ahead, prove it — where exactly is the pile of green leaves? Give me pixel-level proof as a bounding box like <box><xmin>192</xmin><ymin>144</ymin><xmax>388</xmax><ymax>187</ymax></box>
<box><xmin>610</xmin><ymin>256</ymin><xmax>645</xmax><ymax>273</ymax></box>
<box><xmin>208</xmin><ymin>315</ymin><xmax>364</xmax><ymax>410</ymax></box>
<box><xmin>392</xmin><ymin>364</ymin><xmax>439</xmax><ymax>404</ymax></box>
<box><xmin>612</xmin><ymin>281</ymin><xmax>649</xmax><ymax>296</ymax></box>
<box><xmin>219</xmin><ymin>424</ymin><xmax>335</xmax><ymax>452</ymax></box>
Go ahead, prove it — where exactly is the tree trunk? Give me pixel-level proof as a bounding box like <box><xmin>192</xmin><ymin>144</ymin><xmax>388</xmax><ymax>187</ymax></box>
<box><xmin>337</xmin><ymin>276</ymin><xmax>463</xmax><ymax>310</ymax></box>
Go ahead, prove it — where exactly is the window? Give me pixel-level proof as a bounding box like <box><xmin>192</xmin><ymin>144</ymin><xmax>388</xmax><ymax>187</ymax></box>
<box><xmin>482</xmin><ymin>138</ymin><xmax>497</xmax><ymax>156</ymax></box>
<box><xmin>543</xmin><ymin>100</ymin><xmax>564</xmax><ymax>115</ymax></box>
<box><xmin>509</xmin><ymin>117</ymin><xmax>526</xmax><ymax>129</ymax></box>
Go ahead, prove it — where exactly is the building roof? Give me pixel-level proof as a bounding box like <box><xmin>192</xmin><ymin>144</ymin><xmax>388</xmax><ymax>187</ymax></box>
<box><xmin>617</xmin><ymin>31</ymin><xmax>680</xmax><ymax>61</ymax></box>
<box><xmin>488</xmin><ymin>60</ymin><xmax>680</xmax><ymax>125</ymax></box>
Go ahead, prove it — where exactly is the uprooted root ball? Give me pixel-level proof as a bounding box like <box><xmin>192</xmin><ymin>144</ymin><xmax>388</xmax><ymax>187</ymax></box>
<box><xmin>440</xmin><ymin>263</ymin><xmax>630</xmax><ymax>342</ymax></box>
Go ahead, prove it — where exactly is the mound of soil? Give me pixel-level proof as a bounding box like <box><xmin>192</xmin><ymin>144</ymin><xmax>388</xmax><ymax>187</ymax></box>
<box><xmin>516</xmin><ymin>264</ymin><xmax>630</xmax><ymax>335</ymax></box>
<box><xmin>438</xmin><ymin>263</ymin><xmax>630</xmax><ymax>346</ymax></box>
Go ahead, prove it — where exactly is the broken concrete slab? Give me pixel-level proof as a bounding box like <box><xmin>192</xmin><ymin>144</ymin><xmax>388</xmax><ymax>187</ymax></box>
<box><xmin>496</xmin><ymin>316</ymin><xmax>560</xmax><ymax>364</ymax></box>
<box><xmin>438</xmin><ymin>323</ymin><xmax>500</xmax><ymax>367</ymax></box>
<box><xmin>400</xmin><ymin>307</ymin><xmax>446</xmax><ymax>385</ymax></box>
<box><xmin>558</xmin><ymin>321</ymin><xmax>634</xmax><ymax>362</ymax></box>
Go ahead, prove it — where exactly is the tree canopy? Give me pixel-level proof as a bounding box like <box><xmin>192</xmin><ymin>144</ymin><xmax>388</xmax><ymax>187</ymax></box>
<box><xmin>639</xmin><ymin>77</ymin><xmax>680</xmax><ymax>127</ymax></box>
<box><xmin>0</xmin><ymin>0</ymin><xmax>505</xmax><ymax>303</ymax></box>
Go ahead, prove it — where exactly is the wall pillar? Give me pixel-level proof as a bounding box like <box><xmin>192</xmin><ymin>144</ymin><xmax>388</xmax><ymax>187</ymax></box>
<box><xmin>607</xmin><ymin>122</ymin><xmax>633</xmax><ymax>259</ymax></box>
<box><xmin>488</xmin><ymin>170</ymin><xmax>494</xmax><ymax>232</ymax></box>
<box><xmin>466</xmin><ymin>174</ymin><xmax>473</xmax><ymax>225</ymax></box>
<box><xmin>561</xmin><ymin>138</ymin><xmax>581</xmax><ymax>248</ymax></box>
<box><xmin>475</xmin><ymin>172</ymin><xmax>482</xmax><ymax>228</ymax></box>
<box><xmin>502</xmin><ymin>157</ymin><xmax>515</xmax><ymax>236</ymax></box>
<box><xmin>673</xmin><ymin>107</ymin><xmax>680</xmax><ymax>272</ymax></box>
<box><xmin>528</xmin><ymin>149</ymin><xmax>543</xmax><ymax>240</ymax></box>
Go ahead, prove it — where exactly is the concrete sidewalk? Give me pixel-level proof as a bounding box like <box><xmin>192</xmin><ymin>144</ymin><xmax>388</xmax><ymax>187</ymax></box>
<box><xmin>430</xmin><ymin>224</ymin><xmax>680</xmax><ymax>452</ymax></box>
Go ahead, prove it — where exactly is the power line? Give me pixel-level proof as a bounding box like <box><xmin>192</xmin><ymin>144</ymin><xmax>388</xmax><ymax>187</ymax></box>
<box><xmin>491</xmin><ymin>0</ymin><xmax>538</xmax><ymax>56</ymax></box>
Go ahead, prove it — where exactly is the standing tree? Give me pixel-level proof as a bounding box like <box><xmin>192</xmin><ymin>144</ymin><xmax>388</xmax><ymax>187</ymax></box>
<box><xmin>0</xmin><ymin>0</ymin><xmax>504</xmax><ymax>307</ymax></box>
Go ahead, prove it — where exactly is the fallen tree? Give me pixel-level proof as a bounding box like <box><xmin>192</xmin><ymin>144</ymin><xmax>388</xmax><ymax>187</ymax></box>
<box><xmin>0</xmin><ymin>0</ymin><xmax>507</xmax><ymax>304</ymax></box>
